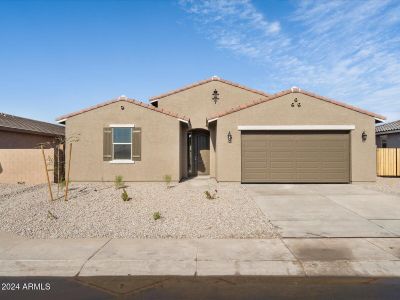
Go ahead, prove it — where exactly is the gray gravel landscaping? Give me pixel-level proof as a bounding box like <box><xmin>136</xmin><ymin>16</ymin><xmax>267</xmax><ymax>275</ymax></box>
<box><xmin>0</xmin><ymin>179</ymin><xmax>277</xmax><ymax>239</ymax></box>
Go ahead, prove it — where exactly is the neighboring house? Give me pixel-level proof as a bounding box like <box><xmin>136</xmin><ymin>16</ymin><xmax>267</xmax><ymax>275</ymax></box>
<box><xmin>57</xmin><ymin>76</ymin><xmax>385</xmax><ymax>183</ymax></box>
<box><xmin>0</xmin><ymin>113</ymin><xmax>65</xmax><ymax>184</ymax></box>
<box><xmin>376</xmin><ymin>120</ymin><xmax>400</xmax><ymax>148</ymax></box>
<box><xmin>0</xmin><ymin>113</ymin><xmax>65</xmax><ymax>149</ymax></box>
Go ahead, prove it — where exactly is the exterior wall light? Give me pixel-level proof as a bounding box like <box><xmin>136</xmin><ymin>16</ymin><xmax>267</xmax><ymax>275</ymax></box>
<box><xmin>362</xmin><ymin>131</ymin><xmax>367</xmax><ymax>142</ymax></box>
<box><xmin>227</xmin><ymin>131</ymin><xmax>232</xmax><ymax>143</ymax></box>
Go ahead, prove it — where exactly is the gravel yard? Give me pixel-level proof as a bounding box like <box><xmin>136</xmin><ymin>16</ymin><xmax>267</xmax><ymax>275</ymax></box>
<box><xmin>0</xmin><ymin>179</ymin><xmax>277</xmax><ymax>239</ymax></box>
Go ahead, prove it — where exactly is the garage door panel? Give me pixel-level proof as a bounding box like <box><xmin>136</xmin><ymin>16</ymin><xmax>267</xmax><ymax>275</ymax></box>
<box><xmin>323</xmin><ymin>161</ymin><xmax>347</xmax><ymax>168</ymax></box>
<box><xmin>270</xmin><ymin>141</ymin><xmax>294</xmax><ymax>148</ymax></box>
<box><xmin>244</xmin><ymin>161</ymin><xmax>267</xmax><ymax>168</ymax></box>
<box><xmin>271</xmin><ymin>161</ymin><xmax>295</xmax><ymax>168</ymax></box>
<box><xmin>270</xmin><ymin>151</ymin><xmax>292</xmax><ymax>159</ymax></box>
<box><xmin>243</xmin><ymin>152</ymin><xmax>266</xmax><ymax>160</ymax></box>
<box><xmin>242</xmin><ymin>131</ymin><xmax>350</xmax><ymax>183</ymax></box>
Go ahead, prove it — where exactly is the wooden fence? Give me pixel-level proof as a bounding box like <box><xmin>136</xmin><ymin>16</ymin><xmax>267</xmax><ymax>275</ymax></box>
<box><xmin>376</xmin><ymin>148</ymin><xmax>400</xmax><ymax>177</ymax></box>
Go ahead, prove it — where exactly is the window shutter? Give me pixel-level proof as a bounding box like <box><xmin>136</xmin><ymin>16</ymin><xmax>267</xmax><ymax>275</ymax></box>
<box><xmin>132</xmin><ymin>127</ymin><xmax>141</xmax><ymax>161</ymax></box>
<box><xmin>103</xmin><ymin>127</ymin><xmax>112</xmax><ymax>161</ymax></box>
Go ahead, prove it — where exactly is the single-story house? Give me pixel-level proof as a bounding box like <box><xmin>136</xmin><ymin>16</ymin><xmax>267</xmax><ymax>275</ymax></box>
<box><xmin>57</xmin><ymin>76</ymin><xmax>385</xmax><ymax>183</ymax></box>
<box><xmin>376</xmin><ymin>120</ymin><xmax>400</xmax><ymax>148</ymax></box>
<box><xmin>0</xmin><ymin>113</ymin><xmax>65</xmax><ymax>149</ymax></box>
<box><xmin>0</xmin><ymin>113</ymin><xmax>65</xmax><ymax>184</ymax></box>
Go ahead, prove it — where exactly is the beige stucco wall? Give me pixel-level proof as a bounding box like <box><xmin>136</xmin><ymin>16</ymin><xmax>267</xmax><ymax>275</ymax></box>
<box><xmin>65</xmin><ymin>101</ymin><xmax>182</xmax><ymax>182</ymax></box>
<box><xmin>214</xmin><ymin>92</ymin><xmax>377</xmax><ymax>182</ymax></box>
<box><xmin>156</xmin><ymin>81</ymin><xmax>268</xmax><ymax>129</ymax></box>
<box><xmin>0</xmin><ymin>149</ymin><xmax>54</xmax><ymax>184</ymax></box>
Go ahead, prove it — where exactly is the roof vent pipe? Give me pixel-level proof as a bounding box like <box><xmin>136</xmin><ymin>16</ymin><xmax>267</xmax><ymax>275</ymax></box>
<box><xmin>291</xmin><ymin>86</ymin><xmax>301</xmax><ymax>93</ymax></box>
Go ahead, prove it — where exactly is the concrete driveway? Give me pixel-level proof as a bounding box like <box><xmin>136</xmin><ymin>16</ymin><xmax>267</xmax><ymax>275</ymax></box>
<box><xmin>245</xmin><ymin>184</ymin><xmax>400</xmax><ymax>238</ymax></box>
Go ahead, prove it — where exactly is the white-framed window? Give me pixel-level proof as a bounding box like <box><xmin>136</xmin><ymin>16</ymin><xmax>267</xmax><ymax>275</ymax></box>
<box><xmin>112</xmin><ymin>127</ymin><xmax>132</xmax><ymax>160</ymax></box>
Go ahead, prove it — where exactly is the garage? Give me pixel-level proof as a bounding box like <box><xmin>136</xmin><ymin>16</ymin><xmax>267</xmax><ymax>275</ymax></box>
<box><xmin>241</xmin><ymin>130</ymin><xmax>350</xmax><ymax>183</ymax></box>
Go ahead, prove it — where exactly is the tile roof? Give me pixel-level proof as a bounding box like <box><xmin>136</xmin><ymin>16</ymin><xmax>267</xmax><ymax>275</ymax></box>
<box><xmin>0</xmin><ymin>113</ymin><xmax>65</xmax><ymax>136</ymax></box>
<box><xmin>207</xmin><ymin>88</ymin><xmax>386</xmax><ymax>121</ymax></box>
<box><xmin>376</xmin><ymin>120</ymin><xmax>400</xmax><ymax>134</ymax></box>
<box><xmin>56</xmin><ymin>97</ymin><xmax>190</xmax><ymax>122</ymax></box>
<box><xmin>149</xmin><ymin>76</ymin><xmax>270</xmax><ymax>101</ymax></box>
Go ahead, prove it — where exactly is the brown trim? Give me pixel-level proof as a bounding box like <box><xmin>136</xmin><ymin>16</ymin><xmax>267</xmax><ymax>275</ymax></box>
<box><xmin>207</xmin><ymin>88</ymin><xmax>386</xmax><ymax>121</ymax></box>
<box><xmin>149</xmin><ymin>77</ymin><xmax>270</xmax><ymax>101</ymax></box>
<box><xmin>56</xmin><ymin>98</ymin><xmax>190</xmax><ymax>122</ymax></box>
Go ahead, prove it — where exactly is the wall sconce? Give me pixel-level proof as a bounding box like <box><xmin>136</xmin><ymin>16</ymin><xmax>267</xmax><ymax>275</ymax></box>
<box><xmin>362</xmin><ymin>131</ymin><xmax>367</xmax><ymax>142</ymax></box>
<box><xmin>227</xmin><ymin>131</ymin><xmax>232</xmax><ymax>143</ymax></box>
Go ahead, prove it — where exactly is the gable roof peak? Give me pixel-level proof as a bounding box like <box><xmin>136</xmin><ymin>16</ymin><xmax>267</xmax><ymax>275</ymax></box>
<box><xmin>207</xmin><ymin>88</ymin><xmax>385</xmax><ymax>122</ymax></box>
<box><xmin>56</xmin><ymin>97</ymin><xmax>190</xmax><ymax>123</ymax></box>
<box><xmin>149</xmin><ymin>77</ymin><xmax>269</xmax><ymax>101</ymax></box>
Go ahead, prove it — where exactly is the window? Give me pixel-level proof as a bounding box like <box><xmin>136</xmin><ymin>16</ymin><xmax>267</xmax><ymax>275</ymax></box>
<box><xmin>112</xmin><ymin>127</ymin><xmax>132</xmax><ymax>160</ymax></box>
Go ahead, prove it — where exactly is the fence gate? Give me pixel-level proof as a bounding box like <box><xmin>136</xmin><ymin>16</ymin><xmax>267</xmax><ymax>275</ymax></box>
<box><xmin>376</xmin><ymin>148</ymin><xmax>400</xmax><ymax>177</ymax></box>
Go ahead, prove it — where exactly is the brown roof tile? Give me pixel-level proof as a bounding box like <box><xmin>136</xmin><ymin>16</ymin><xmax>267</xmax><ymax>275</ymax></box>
<box><xmin>149</xmin><ymin>76</ymin><xmax>270</xmax><ymax>101</ymax></box>
<box><xmin>207</xmin><ymin>88</ymin><xmax>386</xmax><ymax>121</ymax></box>
<box><xmin>56</xmin><ymin>97</ymin><xmax>190</xmax><ymax>122</ymax></box>
<box><xmin>0</xmin><ymin>113</ymin><xmax>65</xmax><ymax>136</ymax></box>
<box><xmin>376</xmin><ymin>119</ymin><xmax>400</xmax><ymax>134</ymax></box>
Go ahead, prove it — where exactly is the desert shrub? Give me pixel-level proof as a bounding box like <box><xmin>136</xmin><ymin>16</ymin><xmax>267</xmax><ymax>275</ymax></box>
<box><xmin>205</xmin><ymin>190</ymin><xmax>218</xmax><ymax>200</ymax></box>
<box><xmin>59</xmin><ymin>179</ymin><xmax>66</xmax><ymax>190</ymax></box>
<box><xmin>115</xmin><ymin>175</ymin><xmax>124</xmax><ymax>189</ymax></box>
<box><xmin>163</xmin><ymin>174</ymin><xmax>172</xmax><ymax>188</ymax></box>
<box><xmin>47</xmin><ymin>210</ymin><xmax>58</xmax><ymax>220</ymax></box>
<box><xmin>121</xmin><ymin>189</ymin><xmax>130</xmax><ymax>201</ymax></box>
<box><xmin>153</xmin><ymin>211</ymin><xmax>161</xmax><ymax>220</ymax></box>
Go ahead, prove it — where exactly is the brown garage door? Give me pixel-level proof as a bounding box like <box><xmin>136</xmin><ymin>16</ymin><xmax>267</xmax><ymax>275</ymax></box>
<box><xmin>241</xmin><ymin>131</ymin><xmax>350</xmax><ymax>183</ymax></box>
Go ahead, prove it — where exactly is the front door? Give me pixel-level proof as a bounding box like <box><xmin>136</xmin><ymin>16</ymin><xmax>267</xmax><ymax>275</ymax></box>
<box><xmin>189</xmin><ymin>131</ymin><xmax>210</xmax><ymax>176</ymax></box>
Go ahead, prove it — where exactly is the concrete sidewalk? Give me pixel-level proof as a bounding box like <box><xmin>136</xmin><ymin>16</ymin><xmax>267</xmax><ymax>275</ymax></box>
<box><xmin>1</xmin><ymin>232</ymin><xmax>400</xmax><ymax>277</ymax></box>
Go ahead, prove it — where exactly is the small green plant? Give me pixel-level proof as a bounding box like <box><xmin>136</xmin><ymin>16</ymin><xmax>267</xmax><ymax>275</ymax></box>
<box><xmin>115</xmin><ymin>175</ymin><xmax>124</xmax><ymax>189</ymax></box>
<box><xmin>153</xmin><ymin>211</ymin><xmax>161</xmax><ymax>220</ymax></box>
<box><xmin>121</xmin><ymin>189</ymin><xmax>130</xmax><ymax>201</ymax></box>
<box><xmin>47</xmin><ymin>210</ymin><xmax>58</xmax><ymax>220</ymax></box>
<box><xmin>59</xmin><ymin>179</ymin><xmax>66</xmax><ymax>190</ymax></box>
<box><xmin>163</xmin><ymin>174</ymin><xmax>172</xmax><ymax>188</ymax></box>
<box><xmin>205</xmin><ymin>190</ymin><xmax>218</xmax><ymax>200</ymax></box>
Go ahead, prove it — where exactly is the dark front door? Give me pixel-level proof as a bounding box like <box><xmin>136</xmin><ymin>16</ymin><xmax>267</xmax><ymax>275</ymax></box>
<box><xmin>188</xmin><ymin>131</ymin><xmax>210</xmax><ymax>176</ymax></box>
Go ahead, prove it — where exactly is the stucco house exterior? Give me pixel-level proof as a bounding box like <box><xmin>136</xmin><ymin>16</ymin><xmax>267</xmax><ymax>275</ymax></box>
<box><xmin>376</xmin><ymin>120</ymin><xmax>400</xmax><ymax>148</ymax></box>
<box><xmin>57</xmin><ymin>76</ymin><xmax>385</xmax><ymax>183</ymax></box>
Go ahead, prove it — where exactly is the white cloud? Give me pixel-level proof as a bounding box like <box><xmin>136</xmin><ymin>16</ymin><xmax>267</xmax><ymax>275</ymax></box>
<box><xmin>180</xmin><ymin>0</ymin><xmax>400</xmax><ymax>121</ymax></box>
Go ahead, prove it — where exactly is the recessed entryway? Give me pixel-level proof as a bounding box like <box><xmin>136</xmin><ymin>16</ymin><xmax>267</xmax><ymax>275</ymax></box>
<box><xmin>188</xmin><ymin>129</ymin><xmax>210</xmax><ymax>176</ymax></box>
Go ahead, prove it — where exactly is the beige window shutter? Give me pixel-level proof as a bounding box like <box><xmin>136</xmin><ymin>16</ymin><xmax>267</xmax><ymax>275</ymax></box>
<box><xmin>103</xmin><ymin>127</ymin><xmax>112</xmax><ymax>161</ymax></box>
<box><xmin>132</xmin><ymin>127</ymin><xmax>141</xmax><ymax>161</ymax></box>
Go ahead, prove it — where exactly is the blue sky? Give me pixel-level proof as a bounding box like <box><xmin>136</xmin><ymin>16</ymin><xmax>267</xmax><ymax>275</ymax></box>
<box><xmin>1</xmin><ymin>0</ymin><xmax>399</xmax><ymax>123</ymax></box>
